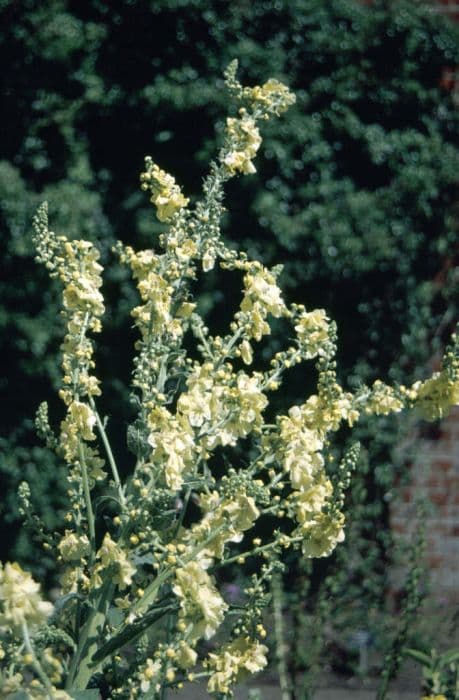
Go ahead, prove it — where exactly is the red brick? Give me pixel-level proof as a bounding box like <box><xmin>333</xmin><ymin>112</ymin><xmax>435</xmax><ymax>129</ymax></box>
<box><xmin>427</xmin><ymin>555</ymin><xmax>444</xmax><ymax>568</ymax></box>
<box><xmin>432</xmin><ymin>460</ymin><xmax>453</xmax><ymax>472</ymax></box>
<box><xmin>431</xmin><ymin>492</ymin><xmax>450</xmax><ymax>507</ymax></box>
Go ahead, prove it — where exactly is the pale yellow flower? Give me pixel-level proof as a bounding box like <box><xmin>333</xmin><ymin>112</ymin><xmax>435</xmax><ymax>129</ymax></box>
<box><xmin>178</xmin><ymin>365</ymin><xmax>267</xmax><ymax>449</ymax></box>
<box><xmin>176</xmin><ymin>641</ymin><xmax>198</xmax><ymax>669</ymax></box>
<box><xmin>185</xmin><ymin>491</ymin><xmax>260</xmax><ymax>566</ymax></box>
<box><xmin>60</xmin><ymin>566</ymin><xmax>89</xmax><ymax>594</ymax></box>
<box><xmin>173</xmin><ymin>562</ymin><xmax>227</xmax><ymax>641</ymax></box>
<box><xmin>202</xmin><ymin>250</ymin><xmax>216</xmax><ymax>271</ymax></box>
<box><xmin>241</xmin><ymin>269</ymin><xmax>286</xmax><ymax>319</ymax></box>
<box><xmin>147</xmin><ymin>405</ymin><xmax>196</xmax><ymax>490</ymax></box>
<box><xmin>224</xmin><ymin>114</ymin><xmax>262</xmax><ymax>175</ymax></box>
<box><xmin>249</xmin><ymin>78</ymin><xmax>296</xmax><ymax>115</ymax></box>
<box><xmin>300</xmin><ymin>511</ymin><xmax>345</xmax><ymax>558</ymax></box>
<box><xmin>63</xmin><ymin>276</ymin><xmax>104</xmax><ymax>316</ymax></box>
<box><xmin>301</xmin><ymin>391</ymin><xmax>357</xmax><ymax>433</ymax></box>
<box><xmin>59</xmin><ymin>400</ymin><xmax>97</xmax><ymax>461</ymax></box>
<box><xmin>240</xmin><ymin>339</ymin><xmax>253</xmax><ymax>365</ymax></box>
<box><xmin>365</xmin><ymin>380</ymin><xmax>403</xmax><ymax>416</ymax></box>
<box><xmin>413</xmin><ymin>371</ymin><xmax>459</xmax><ymax>421</ymax></box>
<box><xmin>58</xmin><ymin>530</ymin><xmax>91</xmax><ymax>562</ymax></box>
<box><xmin>0</xmin><ymin>562</ymin><xmax>53</xmax><ymax>631</ymax></box>
<box><xmin>140</xmin><ymin>158</ymin><xmax>189</xmax><ymax>222</ymax></box>
<box><xmin>207</xmin><ymin>637</ymin><xmax>268</xmax><ymax>694</ymax></box>
<box><xmin>140</xmin><ymin>657</ymin><xmax>162</xmax><ymax>693</ymax></box>
<box><xmin>294</xmin><ymin>309</ymin><xmax>329</xmax><ymax>358</ymax></box>
<box><xmin>295</xmin><ymin>475</ymin><xmax>333</xmax><ymax>524</ymax></box>
<box><xmin>278</xmin><ymin>406</ymin><xmax>324</xmax><ymax>489</ymax></box>
<box><xmin>95</xmin><ymin>533</ymin><xmax>136</xmax><ymax>590</ymax></box>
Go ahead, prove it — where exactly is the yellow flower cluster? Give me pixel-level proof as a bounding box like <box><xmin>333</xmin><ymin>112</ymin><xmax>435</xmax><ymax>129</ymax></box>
<box><xmin>121</xmin><ymin>246</ymin><xmax>187</xmax><ymax>343</ymax></box>
<box><xmin>278</xmin><ymin>405</ymin><xmax>325</xmax><ymax>490</ymax></box>
<box><xmin>300</xmin><ymin>511</ymin><xmax>346</xmax><ymax>558</ymax></box>
<box><xmin>134</xmin><ymin>270</ymin><xmax>176</xmax><ymax>335</ymax></box>
<box><xmin>57</xmin><ymin>530</ymin><xmax>90</xmax><ymax>562</ymax></box>
<box><xmin>140</xmin><ymin>157</ymin><xmax>189</xmax><ymax>222</ymax></box>
<box><xmin>0</xmin><ymin>672</ymin><xmax>72</xmax><ymax>700</ymax></box>
<box><xmin>173</xmin><ymin>561</ymin><xmax>228</xmax><ymax>641</ymax></box>
<box><xmin>248</xmin><ymin>78</ymin><xmax>296</xmax><ymax>115</ymax></box>
<box><xmin>301</xmin><ymin>388</ymin><xmax>359</xmax><ymax>433</ymax></box>
<box><xmin>58</xmin><ymin>240</ymin><xmax>104</xmax><ymax>406</ymax></box>
<box><xmin>60</xmin><ymin>241</ymin><xmax>104</xmax><ymax>315</ymax></box>
<box><xmin>413</xmin><ymin>371</ymin><xmax>459</xmax><ymax>421</ymax></box>
<box><xmin>294</xmin><ymin>308</ymin><xmax>330</xmax><ymax>359</ymax></box>
<box><xmin>273</xmin><ymin>397</ymin><xmax>349</xmax><ymax>557</ymax></box>
<box><xmin>94</xmin><ymin>533</ymin><xmax>136</xmax><ymax>591</ymax></box>
<box><xmin>178</xmin><ymin>363</ymin><xmax>268</xmax><ymax>450</ymax></box>
<box><xmin>223</xmin><ymin>110</ymin><xmax>262</xmax><ymax>175</ymax></box>
<box><xmin>365</xmin><ymin>380</ymin><xmax>404</xmax><ymax>416</ymax></box>
<box><xmin>147</xmin><ymin>405</ymin><xmax>196</xmax><ymax>490</ymax></box>
<box><xmin>206</xmin><ymin>636</ymin><xmax>268</xmax><ymax>695</ymax></box>
<box><xmin>59</xmin><ymin>400</ymin><xmax>97</xmax><ymax>462</ymax></box>
<box><xmin>240</xmin><ymin>265</ymin><xmax>287</xmax><ymax>340</ymax></box>
<box><xmin>32</xmin><ymin>207</ymin><xmax>106</xmax><ymax>517</ymax></box>
<box><xmin>183</xmin><ymin>490</ymin><xmax>260</xmax><ymax>566</ymax></box>
<box><xmin>139</xmin><ymin>657</ymin><xmax>162</xmax><ymax>694</ymax></box>
<box><xmin>0</xmin><ymin>562</ymin><xmax>53</xmax><ymax>632</ymax></box>
<box><xmin>224</xmin><ymin>60</ymin><xmax>295</xmax><ymax>118</ymax></box>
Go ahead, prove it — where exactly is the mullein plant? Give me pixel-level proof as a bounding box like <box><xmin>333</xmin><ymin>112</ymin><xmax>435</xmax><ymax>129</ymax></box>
<box><xmin>1</xmin><ymin>62</ymin><xmax>458</xmax><ymax>700</ymax></box>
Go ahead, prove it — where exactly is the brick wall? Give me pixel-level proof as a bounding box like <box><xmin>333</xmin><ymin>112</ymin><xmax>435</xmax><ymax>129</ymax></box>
<box><xmin>432</xmin><ymin>0</ymin><xmax>459</xmax><ymax>21</ymax></box>
<box><xmin>390</xmin><ymin>407</ymin><xmax>459</xmax><ymax>602</ymax></box>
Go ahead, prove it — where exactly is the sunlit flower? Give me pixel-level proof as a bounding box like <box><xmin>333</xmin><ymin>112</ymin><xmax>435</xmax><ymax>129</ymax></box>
<box><xmin>140</xmin><ymin>158</ymin><xmax>189</xmax><ymax>222</ymax></box>
<box><xmin>173</xmin><ymin>562</ymin><xmax>227</xmax><ymax>640</ymax></box>
<box><xmin>223</xmin><ymin>113</ymin><xmax>262</xmax><ymax>175</ymax></box>
<box><xmin>207</xmin><ymin>637</ymin><xmax>268</xmax><ymax>694</ymax></box>
<box><xmin>0</xmin><ymin>563</ymin><xmax>53</xmax><ymax>631</ymax></box>
<box><xmin>95</xmin><ymin>533</ymin><xmax>136</xmax><ymax>590</ymax></box>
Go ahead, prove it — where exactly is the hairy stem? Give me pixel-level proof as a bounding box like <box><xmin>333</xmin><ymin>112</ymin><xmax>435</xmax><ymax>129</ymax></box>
<box><xmin>272</xmin><ymin>573</ymin><xmax>292</xmax><ymax>700</ymax></box>
<box><xmin>22</xmin><ymin>621</ymin><xmax>54</xmax><ymax>699</ymax></box>
<box><xmin>78</xmin><ymin>441</ymin><xmax>96</xmax><ymax>559</ymax></box>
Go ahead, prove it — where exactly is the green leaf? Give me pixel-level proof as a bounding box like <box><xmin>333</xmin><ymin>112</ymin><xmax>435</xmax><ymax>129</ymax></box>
<box><xmin>440</xmin><ymin>648</ymin><xmax>459</xmax><ymax>666</ymax></box>
<box><xmin>403</xmin><ymin>647</ymin><xmax>432</xmax><ymax>667</ymax></box>
<box><xmin>107</xmin><ymin>606</ymin><xmax>124</xmax><ymax>627</ymax></box>
<box><xmin>91</xmin><ymin>603</ymin><xmax>178</xmax><ymax>665</ymax></box>
<box><xmin>72</xmin><ymin>692</ymin><xmax>101</xmax><ymax>700</ymax></box>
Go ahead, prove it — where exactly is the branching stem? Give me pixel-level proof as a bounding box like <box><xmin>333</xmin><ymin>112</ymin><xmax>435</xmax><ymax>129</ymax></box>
<box><xmin>89</xmin><ymin>395</ymin><xmax>126</xmax><ymax>507</ymax></box>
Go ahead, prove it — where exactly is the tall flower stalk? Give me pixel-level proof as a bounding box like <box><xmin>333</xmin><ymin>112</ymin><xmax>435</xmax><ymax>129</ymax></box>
<box><xmin>0</xmin><ymin>62</ymin><xmax>458</xmax><ymax>699</ymax></box>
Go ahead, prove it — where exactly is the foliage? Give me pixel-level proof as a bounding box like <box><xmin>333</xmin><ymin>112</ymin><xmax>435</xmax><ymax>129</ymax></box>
<box><xmin>405</xmin><ymin>646</ymin><xmax>459</xmax><ymax>699</ymax></box>
<box><xmin>2</xmin><ymin>66</ymin><xmax>458</xmax><ymax>699</ymax></box>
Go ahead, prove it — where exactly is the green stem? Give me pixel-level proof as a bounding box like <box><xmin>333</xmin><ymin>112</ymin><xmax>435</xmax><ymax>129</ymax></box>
<box><xmin>78</xmin><ymin>441</ymin><xmax>96</xmax><ymax>559</ymax></box>
<box><xmin>89</xmin><ymin>396</ymin><xmax>126</xmax><ymax>507</ymax></box>
<box><xmin>22</xmin><ymin>621</ymin><xmax>54</xmax><ymax>699</ymax></box>
<box><xmin>66</xmin><ymin>582</ymin><xmax>113</xmax><ymax>691</ymax></box>
<box><xmin>130</xmin><ymin>567</ymin><xmax>172</xmax><ymax>616</ymax></box>
<box><xmin>91</xmin><ymin>603</ymin><xmax>178</xmax><ymax>667</ymax></box>
<box><xmin>214</xmin><ymin>536</ymin><xmax>302</xmax><ymax>570</ymax></box>
<box><xmin>272</xmin><ymin>574</ymin><xmax>292</xmax><ymax>700</ymax></box>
